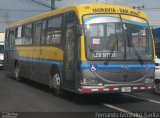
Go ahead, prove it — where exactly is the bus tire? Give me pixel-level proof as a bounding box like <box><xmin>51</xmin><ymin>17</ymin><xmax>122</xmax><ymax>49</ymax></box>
<box><xmin>14</xmin><ymin>63</ymin><xmax>21</xmax><ymax>81</ymax></box>
<box><xmin>50</xmin><ymin>68</ymin><xmax>64</xmax><ymax>96</ymax></box>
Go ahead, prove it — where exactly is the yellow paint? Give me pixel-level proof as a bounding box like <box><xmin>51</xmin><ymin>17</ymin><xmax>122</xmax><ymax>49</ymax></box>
<box><xmin>17</xmin><ymin>46</ymin><xmax>63</xmax><ymax>61</ymax></box>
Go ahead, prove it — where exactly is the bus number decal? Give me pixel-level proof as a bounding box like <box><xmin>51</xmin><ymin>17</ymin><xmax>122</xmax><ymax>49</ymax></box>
<box><xmin>93</xmin><ymin>52</ymin><xmax>117</xmax><ymax>58</ymax></box>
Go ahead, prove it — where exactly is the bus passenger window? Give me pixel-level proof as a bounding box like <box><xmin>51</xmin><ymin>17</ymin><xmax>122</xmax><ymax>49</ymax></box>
<box><xmin>17</xmin><ymin>26</ymin><xmax>22</xmax><ymax>38</ymax></box>
<box><xmin>23</xmin><ymin>24</ymin><xmax>32</xmax><ymax>45</ymax></box>
<box><xmin>42</xmin><ymin>21</ymin><xmax>47</xmax><ymax>45</ymax></box>
<box><xmin>15</xmin><ymin>27</ymin><xmax>23</xmax><ymax>45</ymax></box>
<box><xmin>34</xmin><ymin>24</ymin><xmax>42</xmax><ymax>45</ymax></box>
<box><xmin>46</xmin><ymin>16</ymin><xmax>62</xmax><ymax>44</ymax></box>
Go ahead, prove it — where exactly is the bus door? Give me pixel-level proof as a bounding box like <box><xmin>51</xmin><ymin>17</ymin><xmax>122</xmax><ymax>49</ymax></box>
<box><xmin>63</xmin><ymin>14</ymin><xmax>77</xmax><ymax>89</ymax></box>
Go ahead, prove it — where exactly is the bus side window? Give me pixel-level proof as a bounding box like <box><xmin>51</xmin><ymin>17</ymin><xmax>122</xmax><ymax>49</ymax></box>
<box><xmin>42</xmin><ymin>20</ymin><xmax>47</xmax><ymax>45</ymax></box>
<box><xmin>46</xmin><ymin>16</ymin><xmax>62</xmax><ymax>45</ymax></box>
<box><xmin>34</xmin><ymin>23</ymin><xmax>42</xmax><ymax>45</ymax></box>
<box><xmin>23</xmin><ymin>24</ymin><xmax>32</xmax><ymax>45</ymax></box>
<box><xmin>15</xmin><ymin>26</ymin><xmax>23</xmax><ymax>45</ymax></box>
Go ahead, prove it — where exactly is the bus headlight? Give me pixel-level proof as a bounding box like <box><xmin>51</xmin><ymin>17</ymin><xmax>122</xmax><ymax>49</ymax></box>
<box><xmin>81</xmin><ymin>77</ymin><xmax>103</xmax><ymax>86</ymax></box>
<box><xmin>144</xmin><ymin>78</ymin><xmax>154</xmax><ymax>84</ymax></box>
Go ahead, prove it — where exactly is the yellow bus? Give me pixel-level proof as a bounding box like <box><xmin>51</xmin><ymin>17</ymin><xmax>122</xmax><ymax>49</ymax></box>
<box><xmin>4</xmin><ymin>4</ymin><xmax>155</xmax><ymax>95</ymax></box>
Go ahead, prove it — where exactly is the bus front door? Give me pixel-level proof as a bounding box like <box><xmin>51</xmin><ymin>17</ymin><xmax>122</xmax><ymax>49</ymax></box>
<box><xmin>63</xmin><ymin>20</ymin><xmax>76</xmax><ymax>90</ymax></box>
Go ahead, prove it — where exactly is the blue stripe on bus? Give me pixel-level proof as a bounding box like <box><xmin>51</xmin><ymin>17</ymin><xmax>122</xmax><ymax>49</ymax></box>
<box><xmin>17</xmin><ymin>58</ymin><xmax>155</xmax><ymax>71</ymax></box>
<box><xmin>80</xmin><ymin>64</ymin><xmax>155</xmax><ymax>70</ymax></box>
<box><xmin>18</xmin><ymin>57</ymin><xmax>63</xmax><ymax>66</ymax></box>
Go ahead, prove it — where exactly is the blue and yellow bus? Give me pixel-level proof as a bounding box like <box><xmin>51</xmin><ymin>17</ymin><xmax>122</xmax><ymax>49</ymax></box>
<box><xmin>4</xmin><ymin>4</ymin><xmax>155</xmax><ymax>95</ymax></box>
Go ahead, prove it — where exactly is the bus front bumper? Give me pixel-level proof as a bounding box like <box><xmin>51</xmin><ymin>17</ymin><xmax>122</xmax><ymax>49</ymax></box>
<box><xmin>78</xmin><ymin>84</ymin><xmax>155</xmax><ymax>94</ymax></box>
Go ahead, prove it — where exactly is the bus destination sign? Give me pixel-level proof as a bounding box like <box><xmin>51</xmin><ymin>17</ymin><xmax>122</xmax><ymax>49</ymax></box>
<box><xmin>92</xmin><ymin>8</ymin><xmax>140</xmax><ymax>16</ymax></box>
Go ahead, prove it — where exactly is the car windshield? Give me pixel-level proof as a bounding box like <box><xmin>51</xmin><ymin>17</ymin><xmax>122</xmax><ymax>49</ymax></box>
<box><xmin>83</xmin><ymin>14</ymin><xmax>153</xmax><ymax>61</ymax></box>
<box><xmin>0</xmin><ymin>45</ymin><xmax>4</xmax><ymax>53</ymax></box>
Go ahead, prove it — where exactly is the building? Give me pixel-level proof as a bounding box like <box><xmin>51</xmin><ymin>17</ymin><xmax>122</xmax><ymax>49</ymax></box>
<box><xmin>0</xmin><ymin>32</ymin><xmax>5</xmax><ymax>42</ymax></box>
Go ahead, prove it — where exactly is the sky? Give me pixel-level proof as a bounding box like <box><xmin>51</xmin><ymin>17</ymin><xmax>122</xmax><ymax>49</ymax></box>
<box><xmin>0</xmin><ymin>0</ymin><xmax>160</xmax><ymax>32</ymax></box>
<box><xmin>55</xmin><ymin>0</ymin><xmax>160</xmax><ymax>26</ymax></box>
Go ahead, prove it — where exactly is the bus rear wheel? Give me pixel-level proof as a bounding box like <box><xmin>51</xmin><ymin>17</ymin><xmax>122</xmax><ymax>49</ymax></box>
<box><xmin>14</xmin><ymin>63</ymin><xmax>21</xmax><ymax>81</ymax></box>
<box><xmin>50</xmin><ymin>69</ymin><xmax>64</xmax><ymax>96</ymax></box>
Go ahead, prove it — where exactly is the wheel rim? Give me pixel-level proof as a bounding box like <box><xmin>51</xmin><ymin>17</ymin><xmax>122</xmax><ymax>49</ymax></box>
<box><xmin>52</xmin><ymin>73</ymin><xmax>61</xmax><ymax>89</ymax></box>
<box><xmin>155</xmin><ymin>84</ymin><xmax>160</xmax><ymax>94</ymax></box>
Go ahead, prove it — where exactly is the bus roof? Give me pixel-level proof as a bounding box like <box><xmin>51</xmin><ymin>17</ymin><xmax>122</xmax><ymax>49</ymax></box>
<box><xmin>7</xmin><ymin>4</ymin><xmax>147</xmax><ymax>29</ymax></box>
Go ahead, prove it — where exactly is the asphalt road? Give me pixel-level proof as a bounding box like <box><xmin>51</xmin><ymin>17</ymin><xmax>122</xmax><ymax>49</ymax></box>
<box><xmin>0</xmin><ymin>70</ymin><xmax>160</xmax><ymax>117</ymax></box>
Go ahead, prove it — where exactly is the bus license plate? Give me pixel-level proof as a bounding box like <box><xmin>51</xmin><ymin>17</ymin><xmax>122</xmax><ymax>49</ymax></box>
<box><xmin>121</xmin><ymin>87</ymin><xmax>131</xmax><ymax>92</ymax></box>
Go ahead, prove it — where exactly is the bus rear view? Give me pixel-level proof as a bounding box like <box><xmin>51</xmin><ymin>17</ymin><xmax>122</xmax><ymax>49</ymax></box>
<box><xmin>78</xmin><ymin>5</ymin><xmax>155</xmax><ymax>93</ymax></box>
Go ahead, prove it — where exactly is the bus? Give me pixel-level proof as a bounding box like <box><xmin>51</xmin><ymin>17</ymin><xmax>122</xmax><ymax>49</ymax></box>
<box><xmin>0</xmin><ymin>42</ymin><xmax>4</xmax><ymax>68</ymax></box>
<box><xmin>4</xmin><ymin>4</ymin><xmax>155</xmax><ymax>95</ymax></box>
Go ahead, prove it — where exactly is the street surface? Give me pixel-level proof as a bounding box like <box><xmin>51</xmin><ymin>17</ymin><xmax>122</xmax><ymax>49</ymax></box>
<box><xmin>0</xmin><ymin>70</ymin><xmax>160</xmax><ymax>117</ymax></box>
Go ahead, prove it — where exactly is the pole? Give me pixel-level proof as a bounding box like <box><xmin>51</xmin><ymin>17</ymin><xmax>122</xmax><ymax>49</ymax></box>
<box><xmin>51</xmin><ymin>0</ymin><xmax>55</xmax><ymax>10</ymax></box>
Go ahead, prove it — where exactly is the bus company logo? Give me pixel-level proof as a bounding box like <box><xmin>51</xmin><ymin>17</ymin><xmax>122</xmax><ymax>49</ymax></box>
<box><xmin>91</xmin><ymin>65</ymin><xmax>97</xmax><ymax>71</ymax></box>
<box><xmin>122</xmin><ymin>65</ymin><xmax>128</xmax><ymax>72</ymax></box>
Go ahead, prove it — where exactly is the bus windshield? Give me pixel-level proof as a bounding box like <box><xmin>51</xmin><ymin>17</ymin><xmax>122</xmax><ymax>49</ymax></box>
<box><xmin>0</xmin><ymin>45</ymin><xmax>4</xmax><ymax>53</ymax></box>
<box><xmin>83</xmin><ymin>14</ymin><xmax>153</xmax><ymax>61</ymax></box>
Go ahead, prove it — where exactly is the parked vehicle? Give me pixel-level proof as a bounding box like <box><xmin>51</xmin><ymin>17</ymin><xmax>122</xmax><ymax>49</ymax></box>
<box><xmin>155</xmin><ymin>56</ymin><xmax>160</xmax><ymax>94</ymax></box>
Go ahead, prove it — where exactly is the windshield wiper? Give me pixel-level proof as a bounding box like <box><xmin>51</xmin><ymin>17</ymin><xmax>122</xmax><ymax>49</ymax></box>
<box><xmin>88</xmin><ymin>45</ymin><xmax>94</xmax><ymax>58</ymax></box>
<box><xmin>104</xmin><ymin>41</ymin><xmax>117</xmax><ymax>65</ymax></box>
<box><xmin>132</xmin><ymin>46</ymin><xmax>144</xmax><ymax>65</ymax></box>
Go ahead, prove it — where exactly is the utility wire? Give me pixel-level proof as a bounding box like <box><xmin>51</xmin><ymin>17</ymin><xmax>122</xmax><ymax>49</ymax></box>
<box><xmin>29</xmin><ymin>0</ymin><xmax>52</xmax><ymax>8</ymax></box>
<box><xmin>0</xmin><ymin>9</ymin><xmax>48</xmax><ymax>12</ymax></box>
<box><xmin>19</xmin><ymin>0</ymin><xmax>53</xmax><ymax>9</ymax></box>
<box><xmin>29</xmin><ymin>0</ymin><xmax>55</xmax><ymax>9</ymax></box>
<box><xmin>18</xmin><ymin>0</ymin><xmax>44</xmax><ymax>7</ymax></box>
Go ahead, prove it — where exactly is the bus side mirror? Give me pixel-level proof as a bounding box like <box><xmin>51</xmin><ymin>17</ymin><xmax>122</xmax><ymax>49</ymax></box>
<box><xmin>75</xmin><ymin>25</ymin><xmax>82</xmax><ymax>36</ymax></box>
